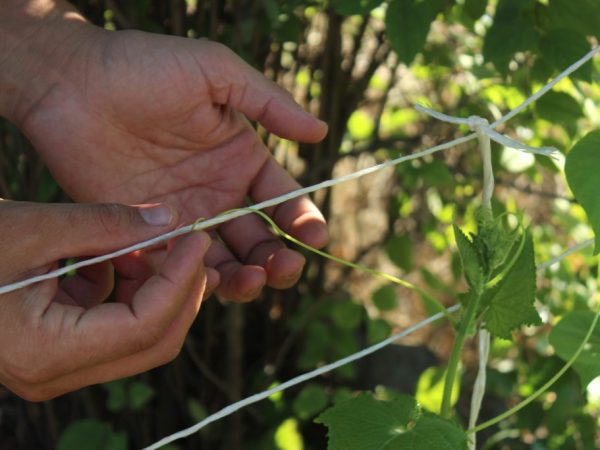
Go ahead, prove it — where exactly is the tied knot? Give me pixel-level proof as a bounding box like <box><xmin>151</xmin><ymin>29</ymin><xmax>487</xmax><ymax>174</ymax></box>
<box><xmin>466</xmin><ymin>115</ymin><xmax>489</xmax><ymax>132</ymax></box>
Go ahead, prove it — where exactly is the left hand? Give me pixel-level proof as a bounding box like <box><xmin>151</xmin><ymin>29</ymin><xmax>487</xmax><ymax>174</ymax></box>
<box><xmin>5</xmin><ymin>13</ymin><xmax>328</xmax><ymax>302</ymax></box>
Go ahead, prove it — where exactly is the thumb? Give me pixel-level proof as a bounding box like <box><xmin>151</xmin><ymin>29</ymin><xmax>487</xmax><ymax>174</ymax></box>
<box><xmin>28</xmin><ymin>202</ymin><xmax>178</xmax><ymax>261</ymax></box>
<box><xmin>200</xmin><ymin>41</ymin><xmax>328</xmax><ymax>143</ymax></box>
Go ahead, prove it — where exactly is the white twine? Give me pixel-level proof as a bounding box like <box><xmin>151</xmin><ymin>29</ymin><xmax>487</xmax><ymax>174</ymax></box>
<box><xmin>1</xmin><ymin>44</ymin><xmax>597</xmax><ymax>295</ymax></box>
<box><xmin>0</xmin><ymin>134</ymin><xmax>475</xmax><ymax>295</ymax></box>
<box><xmin>469</xmin><ymin>329</ymin><xmax>490</xmax><ymax>450</ymax></box>
<box><xmin>143</xmin><ymin>305</ymin><xmax>461</xmax><ymax>450</ymax></box>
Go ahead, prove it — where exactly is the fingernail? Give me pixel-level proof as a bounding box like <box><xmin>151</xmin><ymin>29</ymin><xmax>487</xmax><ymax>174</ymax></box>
<box><xmin>138</xmin><ymin>204</ymin><xmax>173</xmax><ymax>226</ymax></box>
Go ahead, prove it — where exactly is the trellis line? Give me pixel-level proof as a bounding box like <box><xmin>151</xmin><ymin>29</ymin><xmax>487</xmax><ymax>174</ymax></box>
<box><xmin>0</xmin><ymin>46</ymin><xmax>597</xmax><ymax>295</ymax></box>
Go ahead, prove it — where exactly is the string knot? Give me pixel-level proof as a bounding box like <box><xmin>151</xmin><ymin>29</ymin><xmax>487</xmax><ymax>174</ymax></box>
<box><xmin>466</xmin><ymin>115</ymin><xmax>489</xmax><ymax>132</ymax></box>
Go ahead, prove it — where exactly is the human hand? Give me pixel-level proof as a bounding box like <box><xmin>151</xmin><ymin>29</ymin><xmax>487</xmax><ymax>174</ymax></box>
<box><xmin>0</xmin><ymin>3</ymin><xmax>329</xmax><ymax>301</ymax></box>
<box><xmin>0</xmin><ymin>200</ymin><xmax>214</xmax><ymax>401</ymax></box>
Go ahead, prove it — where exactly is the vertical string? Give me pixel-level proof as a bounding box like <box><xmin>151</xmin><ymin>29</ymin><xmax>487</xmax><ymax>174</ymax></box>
<box><xmin>468</xmin><ymin>121</ymin><xmax>494</xmax><ymax>449</ymax></box>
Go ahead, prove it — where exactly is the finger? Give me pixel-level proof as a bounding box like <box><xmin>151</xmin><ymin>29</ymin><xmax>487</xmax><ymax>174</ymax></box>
<box><xmin>57</xmin><ymin>262</ymin><xmax>114</xmax><ymax>308</ymax></box>
<box><xmin>250</xmin><ymin>156</ymin><xmax>329</xmax><ymax>249</ymax></box>
<box><xmin>204</xmin><ymin>237</ymin><xmax>266</xmax><ymax>301</ymax></box>
<box><xmin>218</xmin><ymin>214</ymin><xmax>306</xmax><ymax>289</ymax></box>
<box><xmin>200</xmin><ymin>42</ymin><xmax>328</xmax><ymax>143</ymax></box>
<box><xmin>111</xmin><ymin>251</ymin><xmax>158</xmax><ymax>306</ymax></box>
<box><xmin>39</xmin><ymin>231</ymin><xmax>210</xmax><ymax>377</ymax></box>
<box><xmin>2</xmin><ymin>202</ymin><xmax>178</xmax><ymax>271</ymax></box>
<box><xmin>10</xmin><ymin>249</ymin><xmax>209</xmax><ymax>401</ymax></box>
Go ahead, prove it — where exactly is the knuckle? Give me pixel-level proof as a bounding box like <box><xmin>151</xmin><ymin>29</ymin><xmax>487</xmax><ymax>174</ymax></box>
<box><xmin>92</xmin><ymin>203</ymin><xmax>132</xmax><ymax>234</ymax></box>
<box><xmin>134</xmin><ymin>325</ymin><xmax>166</xmax><ymax>352</ymax></box>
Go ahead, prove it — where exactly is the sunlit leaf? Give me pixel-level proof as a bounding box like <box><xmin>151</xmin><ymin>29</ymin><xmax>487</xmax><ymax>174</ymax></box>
<box><xmin>275</xmin><ymin>418</ymin><xmax>304</xmax><ymax>450</ymax></box>
<box><xmin>415</xmin><ymin>366</ymin><xmax>460</xmax><ymax>414</ymax></box>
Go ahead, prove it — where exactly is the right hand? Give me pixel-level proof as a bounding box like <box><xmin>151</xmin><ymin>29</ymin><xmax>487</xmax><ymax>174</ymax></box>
<box><xmin>0</xmin><ymin>200</ymin><xmax>215</xmax><ymax>401</ymax></box>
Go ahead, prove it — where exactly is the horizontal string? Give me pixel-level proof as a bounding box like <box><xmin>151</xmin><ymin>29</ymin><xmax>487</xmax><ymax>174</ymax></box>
<box><xmin>0</xmin><ymin>45</ymin><xmax>597</xmax><ymax>295</ymax></box>
<box><xmin>0</xmin><ymin>133</ymin><xmax>476</xmax><ymax>295</ymax></box>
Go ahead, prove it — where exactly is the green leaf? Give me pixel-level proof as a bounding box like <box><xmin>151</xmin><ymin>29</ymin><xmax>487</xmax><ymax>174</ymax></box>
<box><xmin>128</xmin><ymin>380</ymin><xmax>155</xmax><ymax>410</ymax></box>
<box><xmin>463</xmin><ymin>0</ymin><xmax>487</xmax><ymax>20</ymax></box>
<box><xmin>331</xmin><ymin>300</ymin><xmax>364</xmax><ymax>330</ymax></box>
<box><xmin>453</xmin><ymin>224</ymin><xmax>482</xmax><ymax>288</ymax></box>
<box><xmin>539</xmin><ymin>28</ymin><xmax>593</xmax><ymax>82</ymax></box>
<box><xmin>544</xmin><ymin>0</ymin><xmax>600</xmax><ymax>38</ymax></box>
<box><xmin>316</xmin><ymin>392</ymin><xmax>467</xmax><ymax>450</ymax></box>
<box><xmin>483</xmin><ymin>0</ymin><xmax>538</xmax><ymax>73</ymax></box>
<box><xmin>381</xmin><ymin>415</ymin><xmax>468</xmax><ymax>449</ymax></box>
<box><xmin>103</xmin><ymin>380</ymin><xmax>127</xmax><ymax>412</ymax></box>
<box><xmin>549</xmin><ymin>310</ymin><xmax>600</xmax><ymax>389</ymax></box>
<box><xmin>275</xmin><ymin>418</ymin><xmax>304</xmax><ymax>450</ymax></box>
<box><xmin>367</xmin><ymin>318</ymin><xmax>392</xmax><ymax>344</ymax></box>
<box><xmin>292</xmin><ymin>384</ymin><xmax>329</xmax><ymax>420</ymax></box>
<box><xmin>536</xmin><ymin>91</ymin><xmax>583</xmax><ymax>125</ymax></box>
<box><xmin>481</xmin><ymin>231</ymin><xmax>541</xmax><ymax>339</ymax></box>
<box><xmin>57</xmin><ymin>420</ymin><xmax>127</xmax><ymax>450</ymax></box>
<box><xmin>385</xmin><ymin>234</ymin><xmax>413</xmax><ymax>271</ymax></box>
<box><xmin>372</xmin><ymin>285</ymin><xmax>398</xmax><ymax>311</ymax></box>
<box><xmin>333</xmin><ymin>0</ymin><xmax>384</xmax><ymax>16</ymax></box>
<box><xmin>565</xmin><ymin>131</ymin><xmax>600</xmax><ymax>254</ymax></box>
<box><xmin>385</xmin><ymin>0</ymin><xmax>444</xmax><ymax>65</ymax></box>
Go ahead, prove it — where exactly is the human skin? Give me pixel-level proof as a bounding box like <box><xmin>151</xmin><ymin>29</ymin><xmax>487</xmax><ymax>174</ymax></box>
<box><xmin>0</xmin><ymin>200</ymin><xmax>216</xmax><ymax>401</ymax></box>
<box><xmin>0</xmin><ymin>0</ymin><xmax>329</xmax><ymax>302</ymax></box>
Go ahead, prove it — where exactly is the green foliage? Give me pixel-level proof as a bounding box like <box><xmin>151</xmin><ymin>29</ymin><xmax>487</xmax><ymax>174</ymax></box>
<box><xmin>103</xmin><ymin>378</ymin><xmax>155</xmax><ymax>412</ymax></box>
<box><xmin>536</xmin><ymin>91</ymin><xmax>583</xmax><ymax>126</ymax></box>
<box><xmin>57</xmin><ymin>420</ymin><xmax>127</xmax><ymax>450</ymax></box>
<box><xmin>385</xmin><ymin>0</ymin><xmax>444</xmax><ymax>65</ymax></box>
<box><xmin>539</xmin><ymin>29</ymin><xmax>593</xmax><ymax>82</ymax></box>
<box><xmin>292</xmin><ymin>384</ymin><xmax>329</xmax><ymax>420</ymax></box>
<box><xmin>483</xmin><ymin>0</ymin><xmax>539</xmax><ymax>73</ymax></box>
<box><xmin>550</xmin><ymin>310</ymin><xmax>600</xmax><ymax>389</ymax></box>
<box><xmin>453</xmin><ymin>224</ymin><xmax>482</xmax><ymax>288</ymax></box>
<box><xmin>372</xmin><ymin>285</ymin><xmax>397</xmax><ymax>311</ymax></box>
<box><xmin>543</xmin><ymin>0</ymin><xmax>600</xmax><ymax>39</ymax></box>
<box><xmin>316</xmin><ymin>392</ymin><xmax>468</xmax><ymax>450</ymax></box>
<box><xmin>332</xmin><ymin>0</ymin><xmax>384</xmax><ymax>16</ymax></box>
<box><xmin>480</xmin><ymin>231</ymin><xmax>541</xmax><ymax>339</ymax></box>
<box><xmin>384</xmin><ymin>234</ymin><xmax>413</xmax><ymax>272</ymax></box>
<box><xmin>565</xmin><ymin>131</ymin><xmax>600</xmax><ymax>254</ymax></box>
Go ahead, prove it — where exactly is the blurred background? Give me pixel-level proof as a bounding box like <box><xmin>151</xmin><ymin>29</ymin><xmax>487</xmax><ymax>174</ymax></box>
<box><xmin>1</xmin><ymin>0</ymin><xmax>600</xmax><ymax>449</ymax></box>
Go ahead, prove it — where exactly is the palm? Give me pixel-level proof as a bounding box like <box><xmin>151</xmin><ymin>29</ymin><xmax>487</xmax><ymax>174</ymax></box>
<box><xmin>22</xmin><ymin>30</ymin><xmax>328</xmax><ymax>300</ymax></box>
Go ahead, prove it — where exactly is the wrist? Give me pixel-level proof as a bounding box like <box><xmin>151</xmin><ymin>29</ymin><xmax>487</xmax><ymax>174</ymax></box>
<box><xmin>0</xmin><ymin>0</ymin><xmax>99</xmax><ymax>125</ymax></box>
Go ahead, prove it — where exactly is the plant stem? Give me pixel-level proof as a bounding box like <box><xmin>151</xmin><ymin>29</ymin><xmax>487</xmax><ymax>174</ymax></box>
<box><xmin>441</xmin><ymin>288</ymin><xmax>481</xmax><ymax>418</ymax></box>
<box><xmin>232</xmin><ymin>208</ymin><xmax>457</xmax><ymax>325</ymax></box>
